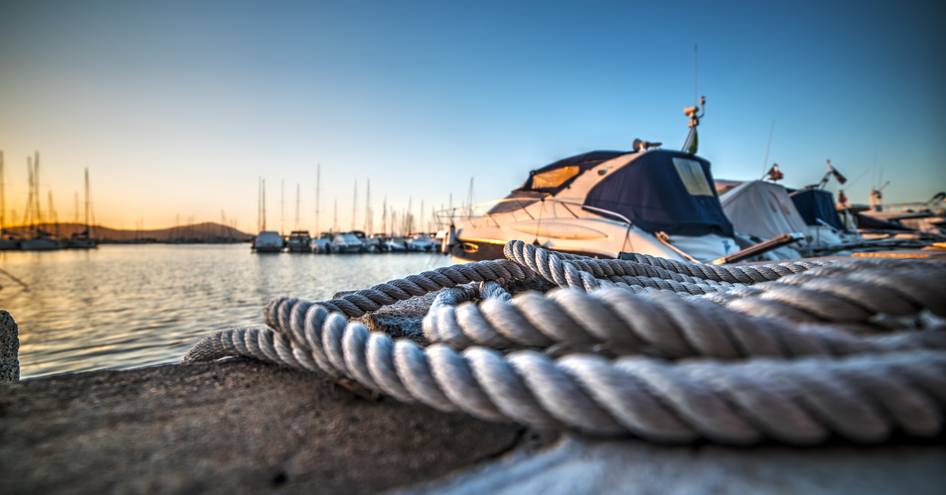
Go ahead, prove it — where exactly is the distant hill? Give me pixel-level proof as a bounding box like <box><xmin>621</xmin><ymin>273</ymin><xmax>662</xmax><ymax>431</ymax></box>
<box><xmin>5</xmin><ymin>222</ymin><xmax>253</xmax><ymax>243</ymax></box>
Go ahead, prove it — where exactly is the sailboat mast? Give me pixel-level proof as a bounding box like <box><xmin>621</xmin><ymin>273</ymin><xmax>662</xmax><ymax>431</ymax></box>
<box><xmin>48</xmin><ymin>190</ymin><xmax>58</xmax><ymax>235</ymax></box>
<box><xmin>466</xmin><ymin>177</ymin><xmax>474</xmax><ymax>219</ymax></box>
<box><xmin>315</xmin><ymin>163</ymin><xmax>321</xmax><ymax>234</ymax></box>
<box><xmin>333</xmin><ymin>198</ymin><xmax>338</xmax><ymax>232</ymax></box>
<box><xmin>34</xmin><ymin>151</ymin><xmax>42</xmax><ymax>226</ymax></box>
<box><xmin>364</xmin><ymin>179</ymin><xmax>372</xmax><ymax>234</ymax></box>
<box><xmin>381</xmin><ymin>196</ymin><xmax>387</xmax><ymax>234</ymax></box>
<box><xmin>262</xmin><ymin>178</ymin><xmax>267</xmax><ymax>231</ymax></box>
<box><xmin>84</xmin><ymin>167</ymin><xmax>91</xmax><ymax>231</ymax></box>
<box><xmin>0</xmin><ymin>151</ymin><xmax>5</xmax><ymax>233</ymax></box>
<box><xmin>351</xmin><ymin>180</ymin><xmax>358</xmax><ymax>231</ymax></box>
<box><xmin>295</xmin><ymin>182</ymin><xmax>301</xmax><ymax>231</ymax></box>
<box><xmin>406</xmin><ymin>196</ymin><xmax>413</xmax><ymax>234</ymax></box>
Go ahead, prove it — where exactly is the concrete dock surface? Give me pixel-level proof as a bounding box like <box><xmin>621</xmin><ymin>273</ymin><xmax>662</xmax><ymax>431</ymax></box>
<box><xmin>2</xmin><ymin>307</ymin><xmax>945</xmax><ymax>494</ymax></box>
<box><xmin>0</xmin><ymin>359</ymin><xmax>526</xmax><ymax>494</ymax></box>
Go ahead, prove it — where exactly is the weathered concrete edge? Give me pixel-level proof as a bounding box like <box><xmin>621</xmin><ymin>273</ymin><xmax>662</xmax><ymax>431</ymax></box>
<box><xmin>0</xmin><ymin>310</ymin><xmax>19</xmax><ymax>383</ymax></box>
<box><xmin>398</xmin><ymin>434</ymin><xmax>946</xmax><ymax>495</ymax></box>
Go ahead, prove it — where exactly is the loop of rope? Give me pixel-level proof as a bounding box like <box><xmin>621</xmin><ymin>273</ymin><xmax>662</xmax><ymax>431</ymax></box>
<box><xmin>185</xmin><ymin>240</ymin><xmax>946</xmax><ymax>445</ymax></box>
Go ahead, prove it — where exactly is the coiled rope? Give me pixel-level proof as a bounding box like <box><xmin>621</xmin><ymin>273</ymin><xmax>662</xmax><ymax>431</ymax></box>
<box><xmin>184</xmin><ymin>240</ymin><xmax>946</xmax><ymax>445</ymax></box>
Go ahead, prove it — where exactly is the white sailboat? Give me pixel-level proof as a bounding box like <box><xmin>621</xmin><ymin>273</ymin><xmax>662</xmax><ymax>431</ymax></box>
<box><xmin>21</xmin><ymin>151</ymin><xmax>64</xmax><ymax>251</ymax></box>
<box><xmin>253</xmin><ymin>177</ymin><xmax>285</xmax><ymax>253</ymax></box>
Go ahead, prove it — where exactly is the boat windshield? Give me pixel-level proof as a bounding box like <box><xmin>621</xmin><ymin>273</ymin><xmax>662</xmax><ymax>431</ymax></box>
<box><xmin>530</xmin><ymin>165</ymin><xmax>581</xmax><ymax>189</ymax></box>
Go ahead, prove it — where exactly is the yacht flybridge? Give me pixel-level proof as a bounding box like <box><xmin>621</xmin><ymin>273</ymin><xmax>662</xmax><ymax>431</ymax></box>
<box><xmin>440</xmin><ymin>147</ymin><xmax>740</xmax><ymax>262</ymax></box>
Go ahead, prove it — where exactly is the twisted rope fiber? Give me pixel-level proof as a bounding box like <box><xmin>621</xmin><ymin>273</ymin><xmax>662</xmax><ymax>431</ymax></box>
<box><xmin>264</xmin><ymin>259</ymin><xmax>534</xmax><ymax>324</ymax></box>
<box><xmin>507</xmin><ymin>241</ymin><xmax>745</xmax><ymax>288</ymax></box>
<box><xmin>184</xmin><ymin>322</ymin><xmax>946</xmax><ymax>444</ymax></box>
<box><xmin>701</xmin><ymin>263</ymin><xmax>946</xmax><ymax>322</ymax></box>
<box><xmin>617</xmin><ymin>250</ymin><xmax>831</xmax><ymax>283</ymax></box>
<box><xmin>421</xmin><ymin>287</ymin><xmax>946</xmax><ymax>357</ymax></box>
<box><xmin>506</xmin><ymin>240</ymin><xmax>946</xmax><ymax>323</ymax></box>
<box><xmin>503</xmin><ymin>240</ymin><xmax>828</xmax><ymax>291</ymax></box>
<box><xmin>185</xmin><ymin>241</ymin><xmax>946</xmax><ymax>444</ymax></box>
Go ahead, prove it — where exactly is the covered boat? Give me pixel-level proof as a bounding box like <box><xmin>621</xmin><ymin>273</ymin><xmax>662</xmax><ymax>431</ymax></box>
<box><xmin>329</xmin><ymin>232</ymin><xmax>364</xmax><ymax>254</ymax></box>
<box><xmin>789</xmin><ymin>188</ymin><xmax>858</xmax><ymax>247</ymax></box>
<box><xmin>286</xmin><ymin>230</ymin><xmax>312</xmax><ymax>253</ymax></box>
<box><xmin>720</xmin><ymin>181</ymin><xmax>808</xmax><ymax>259</ymax></box>
<box><xmin>252</xmin><ymin>231</ymin><xmax>284</xmax><ymax>253</ymax></box>
<box><xmin>439</xmin><ymin>148</ymin><xmax>739</xmax><ymax>262</ymax></box>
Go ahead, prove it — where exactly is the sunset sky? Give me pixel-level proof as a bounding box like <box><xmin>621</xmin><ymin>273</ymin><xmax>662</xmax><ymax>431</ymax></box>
<box><xmin>1</xmin><ymin>0</ymin><xmax>944</xmax><ymax>232</ymax></box>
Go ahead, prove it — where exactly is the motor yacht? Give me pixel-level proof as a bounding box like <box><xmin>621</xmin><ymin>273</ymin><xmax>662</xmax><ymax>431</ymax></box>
<box><xmin>330</xmin><ymin>232</ymin><xmax>364</xmax><ymax>254</ymax></box>
<box><xmin>407</xmin><ymin>233</ymin><xmax>436</xmax><ymax>252</ymax></box>
<box><xmin>353</xmin><ymin>231</ymin><xmax>380</xmax><ymax>253</ymax></box>
<box><xmin>286</xmin><ymin>230</ymin><xmax>312</xmax><ymax>253</ymax></box>
<box><xmin>252</xmin><ymin>231</ymin><xmax>284</xmax><ymax>253</ymax></box>
<box><xmin>383</xmin><ymin>236</ymin><xmax>407</xmax><ymax>252</ymax></box>
<box><xmin>312</xmin><ymin>232</ymin><xmax>333</xmax><ymax>253</ymax></box>
<box><xmin>439</xmin><ymin>147</ymin><xmax>740</xmax><ymax>262</ymax></box>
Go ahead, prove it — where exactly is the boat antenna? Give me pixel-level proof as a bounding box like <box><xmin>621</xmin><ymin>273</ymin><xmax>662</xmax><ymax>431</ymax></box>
<box><xmin>681</xmin><ymin>96</ymin><xmax>705</xmax><ymax>154</ymax></box>
<box><xmin>761</xmin><ymin>120</ymin><xmax>775</xmax><ymax>176</ymax></box>
<box><xmin>763</xmin><ymin>163</ymin><xmax>784</xmax><ymax>182</ymax></box>
<box><xmin>681</xmin><ymin>44</ymin><xmax>705</xmax><ymax>154</ymax></box>
<box><xmin>812</xmin><ymin>159</ymin><xmax>848</xmax><ymax>189</ymax></box>
<box><xmin>693</xmin><ymin>44</ymin><xmax>699</xmax><ymax>107</ymax></box>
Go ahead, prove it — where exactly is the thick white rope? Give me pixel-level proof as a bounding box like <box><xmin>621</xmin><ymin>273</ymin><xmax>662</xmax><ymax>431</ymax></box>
<box><xmin>184</xmin><ymin>241</ymin><xmax>946</xmax><ymax>445</ymax></box>
<box><xmin>184</xmin><ymin>320</ymin><xmax>946</xmax><ymax>444</ymax></box>
<box><xmin>421</xmin><ymin>287</ymin><xmax>946</xmax><ymax>356</ymax></box>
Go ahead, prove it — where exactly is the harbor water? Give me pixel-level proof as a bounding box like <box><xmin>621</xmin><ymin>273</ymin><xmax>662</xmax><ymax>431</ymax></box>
<box><xmin>0</xmin><ymin>244</ymin><xmax>451</xmax><ymax>378</ymax></box>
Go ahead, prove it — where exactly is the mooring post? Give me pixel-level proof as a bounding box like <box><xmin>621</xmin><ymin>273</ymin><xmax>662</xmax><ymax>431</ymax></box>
<box><xmin>0</xmin><ymin>310</ymin><xmax>20</xmax><ymax>383</ymax></box>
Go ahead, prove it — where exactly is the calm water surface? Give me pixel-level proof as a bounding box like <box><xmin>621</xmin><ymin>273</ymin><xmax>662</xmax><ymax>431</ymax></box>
<box><xmin>0</xmin><ymin>244</ymin><xmax>451</xmax><ymax>378</ymax></box>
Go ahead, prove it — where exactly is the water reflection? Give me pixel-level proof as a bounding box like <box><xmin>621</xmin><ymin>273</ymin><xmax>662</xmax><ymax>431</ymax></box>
<box><xmin>0</xmin><ymin>245</ymin><xmax>451</xmax><ymax>378</ymax></box>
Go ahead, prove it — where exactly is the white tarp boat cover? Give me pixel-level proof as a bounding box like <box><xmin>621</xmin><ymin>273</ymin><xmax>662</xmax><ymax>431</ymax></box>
<box><xmin>720</xmin><ymin>181</ymin><xmax>808</xmax><ymax>240</ymax></box>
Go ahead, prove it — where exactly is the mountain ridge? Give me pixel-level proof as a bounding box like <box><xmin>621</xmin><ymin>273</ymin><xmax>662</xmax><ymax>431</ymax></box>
<box><xmin>3</xmin><ymin>222</ymin><xmax>253</xmax><ymax>243</ymax></box>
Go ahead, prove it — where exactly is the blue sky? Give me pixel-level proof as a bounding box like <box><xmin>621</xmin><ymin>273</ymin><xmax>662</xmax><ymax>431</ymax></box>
<box><xmin>1</xmin><ymin>0</ymin><xmax>943</xmax><ymax>230</ymax></box>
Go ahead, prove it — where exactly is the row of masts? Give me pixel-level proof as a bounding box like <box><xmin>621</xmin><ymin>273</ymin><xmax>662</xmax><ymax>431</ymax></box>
<box><xmin>255</xmin><ymin>167</ymin><xmax>475</xmax><ymax>237</ymax></box>
<box><xmin>0</xmin><ymin>151</ymin><xmax>93</xmax><ymax>236</ymax></box>
<box><xmin>0</xmin><ymin>150</ymin><xmax>96</xmax><ymax>251</ymax></box>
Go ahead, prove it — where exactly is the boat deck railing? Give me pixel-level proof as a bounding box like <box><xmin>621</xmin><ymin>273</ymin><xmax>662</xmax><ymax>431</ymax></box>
<box><xmin>433</xmin><ymin>197</ymin><xmax>633</xmax><ymax>230</ymax></box>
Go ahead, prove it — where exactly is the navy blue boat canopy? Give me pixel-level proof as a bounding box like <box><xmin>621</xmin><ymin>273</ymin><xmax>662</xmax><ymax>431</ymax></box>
<box><xmin>789</xmin><ymin>189</ymin><xmax>844</xmax><ymax>230</ymax></box>
<box><xmin>584</xmin><ymin>150</ymin><xmax>735</xmax><ymax>237</ymax></box>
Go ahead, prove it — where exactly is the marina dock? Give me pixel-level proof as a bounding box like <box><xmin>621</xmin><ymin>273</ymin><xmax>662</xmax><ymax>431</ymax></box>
<box><xmin>2</xmin><ymin>305</ymin><xmax>944</xmax><ymax>494</ymax></box>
